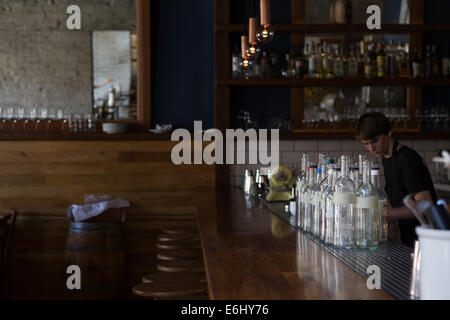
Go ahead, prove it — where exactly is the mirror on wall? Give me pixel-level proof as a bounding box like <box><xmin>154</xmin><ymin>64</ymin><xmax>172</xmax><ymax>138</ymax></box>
<box><xmin>92</xmin><ymin>31</ymin><xmax>138</xmax><ymax>120</ymax></box>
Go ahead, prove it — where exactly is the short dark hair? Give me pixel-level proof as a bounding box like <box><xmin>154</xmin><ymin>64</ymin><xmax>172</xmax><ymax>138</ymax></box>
<box><xmin>355</xmin><ymin>112</ymin><xmax>391</xmax><ymax>141</ymax></box>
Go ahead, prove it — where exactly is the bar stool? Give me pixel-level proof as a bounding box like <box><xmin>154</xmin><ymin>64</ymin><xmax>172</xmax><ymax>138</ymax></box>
<box><xmin>132</xmin><ymin>282</ymin><xmax>207</xmax><ymax>298</ymax></box>
<box><xmin>161</xmin><ymin>226</ymin><xmax>199</xmax><ymax>235</ymax></box>
<box><xmin>157</xmin><ymin>249</ymin><xmax>203</xmax><ymax>261</ymax></box>
<box><xmin>156</xmin><ymin>239</ymin><xmax>201</xmax><ymax>250</ymax></box>
<box><xmin>158</xmin><ymin>233</ymin><xmax>200</xmax><ymax>242</ymax></box>
<box><xmin>157</xmin><ymin>260</ymin><xmax>205</xmax><ymax>273</ymax></box>
<box><xmin>142</xmin><ymin>272</ymin><xmax>206</xmax><ymax>284</ymax></box>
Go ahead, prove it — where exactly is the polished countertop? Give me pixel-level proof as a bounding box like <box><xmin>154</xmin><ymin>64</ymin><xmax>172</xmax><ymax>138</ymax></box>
<box><xmin>195</xmin><ymin>187</ymin><xmax>393</xmax><ymax>300</ymax></box>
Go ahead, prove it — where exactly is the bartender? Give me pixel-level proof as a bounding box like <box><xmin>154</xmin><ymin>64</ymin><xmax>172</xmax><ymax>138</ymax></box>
<box><xmin>355</xmin><ymin>112</ymin><xmax>438</xmax><ymax>247</ymax></box>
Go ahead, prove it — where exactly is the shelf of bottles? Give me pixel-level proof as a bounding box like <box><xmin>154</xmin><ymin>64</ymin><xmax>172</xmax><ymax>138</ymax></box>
<box><xmin>231</xmin><ymin>39</ymin><xmax>450</xmax><ymax>82</ymax></box>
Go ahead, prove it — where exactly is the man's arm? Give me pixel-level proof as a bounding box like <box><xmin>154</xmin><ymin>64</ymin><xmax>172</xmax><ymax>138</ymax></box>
<box><xmin>387</xmin><ymin>190</ymin><xmax>433</xmax><ymax>220</ymax></box>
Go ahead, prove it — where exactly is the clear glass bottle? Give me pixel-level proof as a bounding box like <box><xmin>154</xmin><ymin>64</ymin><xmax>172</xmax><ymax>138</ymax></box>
<box><xmin>299</xmin><ymin>162</ymin><xmax>312</xmax><ymax>230</ymax></box>
<box><xmin>320</xmin><ymin>160</ymin><xmax>334</xmax><ymax>241</ymax></box>
<box><xmin>325</xmin><ymin>166</ymin><xmax>339</xmax><ymax>244</ymax></box>
<box><xmin>355</xmin><ymin>160</ymin><xmax>379</xmax><ymax>251</ymax></box>
<box><xmin>311</xmin><ymin>162</ymin><xmax>325</xmax><ymax>238</ymax></box>
<box><xmin>303</xmin><ymin>164</ymin><xmax>317</xmax><ymax>233</ymax></box>
<box><xmin>333</xmin><ymin>155</ymin><xmax>356</xmax><ymax>248</ymax></box>
<box><xmin>371</xmin><ymin>165</ymin><xmax>388</xmax><ymax>242</ymax></box>
<box><xmin>296</xmin><ymin>154</ymin><xmax>309</xmax><ymax>228</ymax></box>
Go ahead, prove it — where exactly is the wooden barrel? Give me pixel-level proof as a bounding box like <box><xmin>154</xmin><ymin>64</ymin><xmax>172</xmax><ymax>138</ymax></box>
<box><xmin>65</xmin><ymin>221</ymin><xmax>126</xmax><ymax>299</ymax></box>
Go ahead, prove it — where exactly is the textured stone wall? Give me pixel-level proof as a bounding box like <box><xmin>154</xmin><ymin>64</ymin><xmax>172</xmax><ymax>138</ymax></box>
<box><xmin>0</xmin><ymin>0</ymin><xmax>135</xmax><ymax>115</ymax></box>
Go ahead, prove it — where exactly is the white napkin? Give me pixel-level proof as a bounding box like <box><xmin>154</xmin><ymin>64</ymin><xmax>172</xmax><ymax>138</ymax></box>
<box><xmin>67</xmin><ymin>199</ymin><xmax>130</xmax><ymax>222</ymax></box>
<box><xmin>149</xmin><ymin>123</ymin><xmax>173</xmax><ymax>134</ymax></box>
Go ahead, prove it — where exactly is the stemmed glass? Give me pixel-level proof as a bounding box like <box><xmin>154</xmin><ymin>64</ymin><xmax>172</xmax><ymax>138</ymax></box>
<box><xmin>46</xmin><ymin>108</ymin><xmax>56</xmax><ymax>132</ymax></box>
<box><xmin>15</xmin><ymin>107</ymin><xmax>25</xmax><ymax>131</ymax></box>
<box><xmin>35</xmin><ymin>107</ymin><xmax>48</xmax><ymax>132</ymax></box>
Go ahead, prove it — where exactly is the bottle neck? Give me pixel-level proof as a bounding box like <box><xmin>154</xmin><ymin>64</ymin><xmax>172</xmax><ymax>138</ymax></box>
<box><xmin>341</xmin><ymin>156</ymin><xmax>350</xmax><ymax>178</ymax></box>
<box><xmin>362</xmin><ymin>160</ymin><xmax>371</xmax><ymax>184</ymax></box>
<box><xmin>371</xmin><ymin>170</ymin><xmax>380</xmax><ymax>188</ymax></box>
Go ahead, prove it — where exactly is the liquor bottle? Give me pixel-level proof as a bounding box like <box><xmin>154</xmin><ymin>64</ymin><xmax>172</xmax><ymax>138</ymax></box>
<box><xmin>333</xmin><ymin>46</ymin><xmax>344</xmax><ymax>78</ymax></box>
<box><xmin>299</xmin><ymin>162</ymin><xmax>312</xmax><ymax>230</ymax></box>
<box><xmin>424</xmin><ymin>45</ymin><xmax>432</xmax><ymax>79</ymax></box>
<box><xmin>412</xmin><ymin>50</ymin><xmax>423</xmax><ymax>79</ymax></box>
<box><xmin>296</xmin><ymin>154</ymin><xmax>309</xmax><ymax>228</ymax></box>
<box><xmin>323</xmin><ymin>43</ymin><xmax>334</xmax><ymax>79</ymax></box>
<box><xmin>288</xmin><ymin>47</ymin><xmax>297</xmax><ymax>78</ymax></box>
<box><xmin>261</xmin><ymin>51</ymin><xmax>271</xmax><ymax>79</ymax></box>
<box><xmin>357</xmin><ymin>41</ymin><xmax>365</xmax><ymax>77</ymax></box>
<box><xmin>333</xmin><ymin>155</ymin><xmax>356</xmax><ymax>248</ymax></box>
<box><xmin>308</xmin><ymin>43</ymin><xmax>319</xmax><ymax>79</ymax></box>
<box><xmin>253</xmin><ymin>53</ymin><xmax>262</xmax><ymax>79</ymax></box>
<box><xmin>289</xmin><ymin>187</ymin><xmax>297</xmax><ymax>216</ymax></box>
<box><xmin>431</xmin><ymin>44</ymin><xmax>440</xmax><ymax>78</ymax></box>
<box><xmin>371</xmin><ymin>165</ymin><xmax>388</xmax><ymax>242</ymax></box>
<box><xmin>271</xmin><ymin>52</ymin><xmax>281</xmax><ymax>78</ymax></box>
<box><xmin>377</xmin><ymin>42</ymin><xmax>386</xmax><ymax>78</ymax></box>
<box><xmin>325</xmin><ymin>166</ymin><xmax>339</xmax><ymax>244</ymax></box>
<box><xmin>319</xmin><ymin>43</ymin><xmax>327</xmax><ymax>79</ymax></box>
<box><xmin>442</xmin><ymin>45</ymin><xmax>450</xmax><ymax>79</ymax></box>
<box><xmin>295</xmin><ymin>45</ymin><xmax>306</xmax><ymax>79</ymax></box>
<box><xmin>355</xmin><ymin>160</ymin><xmax>379</xmax><ymax>251</ymax></box>
<box><xmin>348</xmin><ymin>45</ymin><xmax>359</xmax><ymax>77</ymax></box>
<box><xmin>319</xmin><ymin>159</ymin><xmax>333</xmax><ymax>241</ymax></box>
<box><xmin>232</xmin><ymin>44</ymin><xmax>242</xmax><ymax>79</ymax></box>
<box><xmin>365</xmin><ymin>43</ymin><xmax>375</xmax><ymax>79</ymax></box>
<box><xmin>386</xmin><ymin>40</ymin><xmax>397</xmax><ymax>79</ymax></box>
<box><xmin>303</xmin><ymin>164</ymin><xmax>317</xmax><ymax>233</ymax></box>
<box><xmin>311</xmin><ymin>165</ymin><xmax>323</xmax><ymax>237</ymax></box>
<box><xmin>281</xmin><ymin>53</ymin><xmax>290</xmax><ymax>78</ymax></box>
<box><xmin>398</xmin><ymin>43</ymin><xmax>410</xmax><ymax>78</ymax></box>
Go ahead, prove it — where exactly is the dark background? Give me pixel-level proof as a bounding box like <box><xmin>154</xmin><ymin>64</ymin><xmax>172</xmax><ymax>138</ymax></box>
<box><xmin>151</xmin><ymin>0</ymin><xmax>450</xmax><ymax>131</ymax></box>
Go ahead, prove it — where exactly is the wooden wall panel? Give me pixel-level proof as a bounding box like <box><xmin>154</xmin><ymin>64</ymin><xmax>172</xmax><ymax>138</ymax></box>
<box><xmin>2</xmin><ymin>140</ymin><xmax>214</xmax><ymax>300</ymax></box>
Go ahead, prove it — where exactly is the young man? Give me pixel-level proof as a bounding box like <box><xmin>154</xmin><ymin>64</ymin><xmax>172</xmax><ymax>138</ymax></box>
<box><xmin>355</xmin><ymin>112</ymin><xmax>437</xmax><ymax>247</ymax></box>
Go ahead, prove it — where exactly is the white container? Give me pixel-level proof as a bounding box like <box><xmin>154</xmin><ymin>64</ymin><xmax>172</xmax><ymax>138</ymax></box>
<box><xmin>416</xmin><ymin>227</ymin><xmax>450</xmax><ymax>300</ymax></box>
<box><xmin>102</xmin><ymin>122</ymin><xmax>128</xmax><ymax>134</ymax></box>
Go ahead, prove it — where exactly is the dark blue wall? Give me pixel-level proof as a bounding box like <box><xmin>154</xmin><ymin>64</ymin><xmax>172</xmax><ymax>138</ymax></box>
<box><xmin>151</xmin><ymin>0</ymin><xmax>214</xmax><ymax>131</ymax></box>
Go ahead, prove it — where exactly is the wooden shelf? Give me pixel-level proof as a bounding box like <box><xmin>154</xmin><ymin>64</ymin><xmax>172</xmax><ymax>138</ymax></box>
<box><xmin>217</xmin><ymin>78</ymin><xmax>450</xmax><ymax>87</ymax></box>
<box><xmin>216</xmin><ymin>24</ymin><xmax>450</xmax><ymax>34</ymax></box>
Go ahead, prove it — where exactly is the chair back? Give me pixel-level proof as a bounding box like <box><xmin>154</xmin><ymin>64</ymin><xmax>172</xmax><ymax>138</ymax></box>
<box><xmin>1</xmin><ymin>209</ymin><xmax>18</xmax><ymax>300</ymax></box>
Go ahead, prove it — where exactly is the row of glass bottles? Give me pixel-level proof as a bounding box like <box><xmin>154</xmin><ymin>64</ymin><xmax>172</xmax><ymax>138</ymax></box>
<box><xmin>295</xmin><ymin>153</ymin><xmax>388</xmax><ymax>251</ymax></box>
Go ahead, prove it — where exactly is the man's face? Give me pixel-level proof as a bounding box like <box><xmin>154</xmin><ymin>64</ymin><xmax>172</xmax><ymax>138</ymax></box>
<box><xmin>360</xmin><ymin>135</ymin><xmax>390</xmax><ymax>157</ymax></box>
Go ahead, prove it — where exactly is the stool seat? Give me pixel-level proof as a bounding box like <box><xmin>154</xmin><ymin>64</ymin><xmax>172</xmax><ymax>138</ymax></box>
<box><xmin>156</xmin><ymin>239</ymin><xmax>201</xmax><ymax>250</ymax></box>
<box><xmin>161</xmin><ymin>226</ymin><xmax>198</xmax><ymax>235</ymax></box>
<box><xmin>157</xmin><ymin>249</ymin><xmax>203</xmax><ymax>261</ymax></box>
<box><xmin>142</xmin><ymin>272</ymin><xmax>206</xmax><ymax>284</ymax></box>
<box><xmin>132</xmin><ymin>282</ymin><xmax>206</xmax><ymax>298</ymax></box>
<box><xmin>157</xmin><ymin>260</ymin><xmax>205</xmax><ymax>273</ymax></box>
<box><xmin>158</xmin><ymin>233</ymin><xmax>200</xmax><ymax>242</ymax></box>
<box><xmin>157</xmin><ymin>294</ymin><xmax>209</xmax><ymax>300</ymax></box>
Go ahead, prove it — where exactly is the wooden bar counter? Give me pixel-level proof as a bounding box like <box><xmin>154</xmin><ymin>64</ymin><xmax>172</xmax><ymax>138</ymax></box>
<box><xmin>195</xmin><ymin>187</ymin><xmax>393</xmax><ymax>300</ymax></box>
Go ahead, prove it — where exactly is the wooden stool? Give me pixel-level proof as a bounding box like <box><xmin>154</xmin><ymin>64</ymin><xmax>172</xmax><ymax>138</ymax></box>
<box><xmin>157</xmin><ymin>260</ymin><xmax>205</xmax><ymax>273</ymax></box>
<box><xmin>161</xmin><ymin>226</ymin><xmax>198</xmax><ymax>235</ymax></box>
<box><xmin>132</xmin><ymin>282</ymin><xmax>207</xmax><ymax>298</ymax></box>
<box><xmin>142</xmin><ymin>272</ymin><xmax>206</xmax><ymax>284</ymax></box>
<box><xmin>157</xmin><ymin>249</ymin><xmax>203</xmax><ymax>261</ymax></box>
<box><xmin>157</xmin><ymin>294</ymin><xmax>209</xmax><ymax>300</ymax></box>
<box><xmin>156</xmin><ymin>239</ymin><xmax>201</xmax><ymax>250</ymax></box>
<box><xmin>158</xmin><ymin>233</ymin><xmax>200</xmax><ymax>242</ymax></box>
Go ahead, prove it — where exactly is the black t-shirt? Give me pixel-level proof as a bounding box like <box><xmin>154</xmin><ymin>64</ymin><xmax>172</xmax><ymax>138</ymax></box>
<box><xmin>382</xmin><ymin>140</ymin><xmax>438</xmax><ymax>247</ymax></box>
